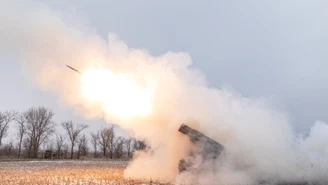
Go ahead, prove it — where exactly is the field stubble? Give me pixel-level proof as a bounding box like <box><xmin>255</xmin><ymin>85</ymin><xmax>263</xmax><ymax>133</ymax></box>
<box><xmin>0</xmin><ymin>160</ymin><xmax>169</xmax><ymax>185</ymax></box>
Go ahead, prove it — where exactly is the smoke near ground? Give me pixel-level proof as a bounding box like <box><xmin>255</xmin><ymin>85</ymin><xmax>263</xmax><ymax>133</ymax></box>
<box><xmin>1</xmin><ymin>0</ymin><xmax>328</xmax><ymax>184</ymax></box>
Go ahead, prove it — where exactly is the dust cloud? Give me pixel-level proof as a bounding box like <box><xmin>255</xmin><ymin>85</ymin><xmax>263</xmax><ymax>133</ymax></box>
<box><xmin>1</xmin><ymin>1</ymin><xmax>328</xmax><ymax>184</ymax></box>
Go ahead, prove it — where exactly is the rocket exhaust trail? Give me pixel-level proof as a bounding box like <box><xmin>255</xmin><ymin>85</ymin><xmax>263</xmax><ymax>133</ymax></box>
<box><xmin>66</xmin><ymin>65</ymin><xmax>82</xmax><ymax>75</ymax></box>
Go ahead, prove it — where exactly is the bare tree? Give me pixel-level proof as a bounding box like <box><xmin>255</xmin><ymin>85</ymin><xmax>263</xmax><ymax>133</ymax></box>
<box><xmin>61</xmin><ymin>121</ymin><xmax>88</xmax><ymax>159</ymax></box>
<box><xmin>133</xmin><ymin>139</ymin><xmax>147</xmax><ymax>151</ymax></box>
<box><xmin>98</xmin><ymin>126</ymin><xmax>114</xmax><ymax>158</ymax></box>
<box><xmin>23</xmin><ymin>137</ymin><xmax>30</xmax><ymax>155</ymax></box>
<box><xmin>3</xmin><ymin>139</ymin><xmax>14</xmax><ymax>157</ymax></box>
<box><xmin>0</xmin><ymin>110</ymin><xmax>17</xmax><ymax>146</ymax></box>
<box><xmin>77</xmin><ymin>134</ymin><xmax>88</xmax><ymax>158</ymax></box>
<box><xmin>90</xmin><ymin>132</ymin><xmax>99</xmax><ymax>158</ymax></box>
<box><xmin>15</xmin><ymin>114</ymin><xmax>26</xmax><ymax>158</ymax></box>
<box><xmin>107</xmin><ymin>126</ymin><xmax>115</xmax><ymax>159</ymax></box>
<box><xmin>124</xmin><ymin>138</ymin><xmax>133</xmax><ymax>158</ymax></box>
<box><xmin>24</xmin><ymin>107</ymin><xmax>55</xmax><ymax>158</ymax></box>
<box><xmin>45</xmin><ymin>140</ymin><xmax>54</xmax><ymax>151</ymax></box>
<box><xmin>114</xmin><ymin>137</ymin><xmax>124</xmax><ymax>158</ymax></box>
<box><xmin>62</xmin><ymin>144</ymin><xmax>69</xmax><ymax>159</ymax></box>
<box><xmin>56</xmin><ymin>134</ymin><xmax>65</xmax><ymax>159</ymax></box>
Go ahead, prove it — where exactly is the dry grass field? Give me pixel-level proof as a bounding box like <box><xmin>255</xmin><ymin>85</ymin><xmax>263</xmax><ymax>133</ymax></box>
<box><xmin>0</xmin><ymin>160</ymin><xmax>168</xmax><ymax>185</ymax></box>
<box><xmin>0</xmin><ymin>160</ymin><xmax>319</xmax><ymax>185</ymax></box>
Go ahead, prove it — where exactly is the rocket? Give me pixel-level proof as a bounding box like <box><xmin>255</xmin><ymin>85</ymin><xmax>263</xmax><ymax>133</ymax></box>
<box><xmin>66</xmin><ymin>65</ymin><xmax>82</xmax><ymax>75</ymax></box>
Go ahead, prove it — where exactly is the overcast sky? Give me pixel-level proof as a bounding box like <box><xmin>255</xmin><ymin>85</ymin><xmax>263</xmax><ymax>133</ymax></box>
<box><xmin>1</xmin><ymin>0</ymin><xmax>327</xmax><ymax>136</ymax></box>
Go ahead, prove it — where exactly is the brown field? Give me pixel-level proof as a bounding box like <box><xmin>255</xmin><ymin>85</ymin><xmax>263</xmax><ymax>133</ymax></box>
<box><xmin>1</xmin><ymin>160</ymin><xmax>316</xmax><ymax>185</ymax></box>
<box><xmin>0</xmin><ymin>160</ymin><xmax>169</xmax><ymax>185</ymax></box>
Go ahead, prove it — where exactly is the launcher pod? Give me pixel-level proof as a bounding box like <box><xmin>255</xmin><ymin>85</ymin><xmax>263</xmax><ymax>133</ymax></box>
<box><xmin>178</xmin><ymin>123</ymin><xmax>224</xmax><ymax>172</ymax></box>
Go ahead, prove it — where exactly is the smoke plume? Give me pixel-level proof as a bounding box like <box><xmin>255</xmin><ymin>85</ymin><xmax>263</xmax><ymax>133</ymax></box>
<box><xmin>1</xmin><ymin>1</ymin><xmax>328</xmax><ymax>184</ymax></box>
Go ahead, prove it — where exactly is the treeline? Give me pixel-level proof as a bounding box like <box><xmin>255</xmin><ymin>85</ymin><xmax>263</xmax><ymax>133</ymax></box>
<box><xmin>0</xmin><ymin>106</ymin><xmax>146</xmax><ymax>160</ymax></box>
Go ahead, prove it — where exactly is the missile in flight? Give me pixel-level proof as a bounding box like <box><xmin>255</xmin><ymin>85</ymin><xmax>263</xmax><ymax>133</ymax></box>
<box><xmin>66</xmin><ymin>65</ymin><xmax>82</xmax><ymax>75</ymax></box>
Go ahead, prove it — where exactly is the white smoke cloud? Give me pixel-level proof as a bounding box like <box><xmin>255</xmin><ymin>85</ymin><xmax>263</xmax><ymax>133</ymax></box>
<box><xmin>1</xmin><ymin>0</ymin><xmax>328</xmax><ymax>184</ymax></box>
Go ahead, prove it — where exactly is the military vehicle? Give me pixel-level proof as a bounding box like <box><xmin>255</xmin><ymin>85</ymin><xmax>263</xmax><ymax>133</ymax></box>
<box><xmin>177</xmin><ymin>123</ymin><xmax>224</xmax><ymax>172</ymax></box>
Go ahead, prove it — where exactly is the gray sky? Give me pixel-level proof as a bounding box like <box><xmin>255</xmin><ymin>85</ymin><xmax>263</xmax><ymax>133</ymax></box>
<box><xmin>1</xmin><ymin>0</ymin><xmax>327</xmax><ymax>136</ymax></box>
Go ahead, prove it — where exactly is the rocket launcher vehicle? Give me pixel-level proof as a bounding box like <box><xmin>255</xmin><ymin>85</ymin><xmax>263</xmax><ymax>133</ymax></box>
<box><xmin>178</xmin><ymin>124</ymin><xmax>225</xmax><ymax>172</ymax></box>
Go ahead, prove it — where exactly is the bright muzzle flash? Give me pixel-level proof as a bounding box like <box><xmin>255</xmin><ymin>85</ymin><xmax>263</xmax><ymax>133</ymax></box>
<box><xmin>80</xmin><ymin>68</ymin><xmax>153</xmax><ymax>119</ymax></box>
